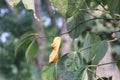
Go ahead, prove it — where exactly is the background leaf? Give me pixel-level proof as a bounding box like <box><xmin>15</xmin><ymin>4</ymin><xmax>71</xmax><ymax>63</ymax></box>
<box><xmin>115</xmin><ymin>32</ymin><xmax>120</xmax><ymax>38</ymax></box>
<box><xmin>25</xmin><ymin>39</ymin><xmax>39</xmax><ymax>63</ymax></box>
<box><xmin>50</xmin><ymin>0</ymin><xmax>68</xmax><ymax>17</ymax></box>
<box><xmin>66</xmin><ymin>0</ymin><xmax>84</xmax><ymax>18</ymax></box>
<box><xmin>42</xmin><ymin>64</ymin><xmax>55</xmax><ymax>80</ymax></box>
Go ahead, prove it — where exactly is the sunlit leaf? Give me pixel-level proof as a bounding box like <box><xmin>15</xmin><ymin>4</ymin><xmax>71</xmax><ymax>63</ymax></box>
<box><xmin>6</xmin><ymin>0</ymin><xmax>20</xmax><ymax>7</ymax></box>
<box><xmin>42</xmin><ymin>64</ymin><xmax>55</xmax><ymax>80</ymax></box>
<box><xmin>22</xmin><ymin>0</ymin><xmax>39</xmax><ymax>21</ymax></box>
<box><xmin>81</xmin><ymin>70</ymin><xmax>89</xmax><ymax>80</ymax></box>
<box><xmin>22</xmin><ymin>0</ymin><xmax>35</xmax><ymax>11</ymax></box>
<box><xmin>25</xmin><ymin>39</ymin><xmax>39</xmax><ymax>63</ymax></box>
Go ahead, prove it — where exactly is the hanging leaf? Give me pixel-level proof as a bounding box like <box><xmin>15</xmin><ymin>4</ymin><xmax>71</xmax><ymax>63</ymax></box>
<box><xmin>107</xmin><ymin>0</ymin><xmax>120</xmax><ymax>16</ymax></box>
<box><xmin>81</xmin><ymin>33</ymin><xmax>101</xmax><ymax>63</ymax></box>
<box><xmin>42</xmin><ymin>64</ymin><xmax>55</xmax><ymax>80</ymax></box>
<box><xmin>15</xmin><ymin>31</ymin><xmax>37</xmax><ymax>55</ymax></box>
<box><xmin>92</xmin><ymin>41</ymin><xmax>108</xmax><ymax>65</ymax></box>
<box><xmin>6</xmin><ymin>0</ymin><xmax>20</xmax><ymax>7</ymax></box>
<box><xmin>22</xmin><ymin>0</ymin><xmax>39</xmax><ymax>21</ymax></box>
<box><xmin>25</xmin><ymin>39</ymin><xmax>39</xmax><ymax>63</ymax></box>
<box><xmin>22</xmin><ymin>0</ymin><xmax>35</xmax><ymax>11</ymax></box>
<box><xmin>58</xmin><ymin>52</ymin><xmax>86</xmax><ymax>80</ymax></box>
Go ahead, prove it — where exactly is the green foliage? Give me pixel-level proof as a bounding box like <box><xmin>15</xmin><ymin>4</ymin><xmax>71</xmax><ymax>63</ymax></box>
<box><xmin>50</xmin><ymin>0</ymin><xmax>68</xmax><ymax>17</ymax></box>
<box><xmin>15</xmin><ymin>31</ymin><xmax>38</xmax><ymax>62</ymax></box>
<box><xmin>107</xmin><ymin>0</ymin><xmax>120</xmax><ymax>16</ymax></box>
<box><xmin>82</xmin><ymin>33</ymin><xmax>101</xmax><ymax>62</ymax></box>
<box><xmin>117</xmin><ymin>60</ymin><xmax>120</xmax><ymax>70</ymax></box>
<box><xmin>115</xmin><ymin>32</ymin><xmax>120</xmax><ymax>38</ymax></box>
<box><xmin>22</xmin><ymin>0</ymin><xmax>35</xmax><ymax>11</ymax></box>
<box><xmin>25</xmin><ymin>39</ymin><xmax>39</xmax><ymax>63</ymax></box>
<box><xmin>15</xmin><ymin>32</ymin><xmax>36</xmax><ymax>53</ymax></box>
<box><xmin>67</xmin><ymin>12</ymin><xmax>87</xmax><ymax>39</ymax></box>
<box><xmin>58</xmin><ymin>52</ymin><xmax>87</xmax><ymax>80</ymax></box>
<box><xmin>42</xmin><ymin>64</ymin><xmax>55</xmax><ymax>80</ymax></box>
<box><xmin>5</xmin><ymin>0</ymin><xmax>120</xmax><ymax>80</ymax></box>
<box><xmin>50</xmin><ymin>0</ymin><xmax>84</xmax><ymax>18</ymax></box>
<box><xmin>82</xmin><ymin>33</ymin><xmax>108</xmax><ymax>65</ymax></box>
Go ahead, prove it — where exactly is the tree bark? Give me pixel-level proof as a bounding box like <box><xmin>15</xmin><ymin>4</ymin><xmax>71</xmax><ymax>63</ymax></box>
<box><xmin>93</xmin><ymin>44</ymin><xmax>120</xmax><ymax>80</ymax></box>
<box><xmin>33</xmin><ymin>0</ymin><xmax>46</xmax><ymax>80</ymax></box>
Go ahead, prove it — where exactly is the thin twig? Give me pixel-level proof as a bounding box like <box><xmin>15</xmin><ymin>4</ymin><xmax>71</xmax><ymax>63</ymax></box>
<box><xmin>98</xmin><ymin>61</ymin><xmax>119</xmax><ymax>67</ymax></box>
<box><xmin>60</xmin><ymin>17</ymin><xmax>120</xmax><ymax>35</ymax></box>
<box><xmin>87</xmin><ymin>68</ymin><xmax>104</xmax><ymax>80</ymax></box>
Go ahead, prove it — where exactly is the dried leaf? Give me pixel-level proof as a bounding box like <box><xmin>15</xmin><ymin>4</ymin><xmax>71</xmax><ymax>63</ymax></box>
<box><xmin>49</xmin><ymin>37</ymin><xmax>61</xmax><ymax>64</ymax></box>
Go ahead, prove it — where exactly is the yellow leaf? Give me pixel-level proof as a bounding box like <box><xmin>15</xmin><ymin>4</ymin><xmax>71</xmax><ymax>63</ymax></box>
<box><xmin>49</xmin><ymin>37</ymin><xmax>61</xmax><ymax>64</ymax></box>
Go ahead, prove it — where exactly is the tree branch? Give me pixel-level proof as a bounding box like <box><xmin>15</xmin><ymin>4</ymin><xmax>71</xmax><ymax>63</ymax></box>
<box><xmin>60</xmin><ymin>17</ymin><xmax>120</xmax><ymax>35</ymax></box>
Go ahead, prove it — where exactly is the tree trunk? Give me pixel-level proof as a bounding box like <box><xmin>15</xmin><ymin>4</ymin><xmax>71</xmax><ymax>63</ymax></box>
<box><xmin>93</xmin><ymin>44</ymin><xmax>120</xmax><ymax>80</ymax></box>
<box><xmin>33</xmin><ymin>0</ymin><xmax>46</xmax><ymax>80</ymax></box>
<box><xmin>60</xmin><ymin>17</ymin><xmax>72</xmax><ymax>55</ymax></box>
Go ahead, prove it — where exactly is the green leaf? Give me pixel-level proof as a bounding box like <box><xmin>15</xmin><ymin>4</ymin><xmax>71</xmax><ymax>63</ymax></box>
<box><xmin>81</xmin><ymin>69</ymin><xmax>89</xmax><ymax>80</ymax></box>
<box><xmin>25</xmin><ymin>39</ymin><xmax>39</xmax><ymax>63</ymax></box>
<box><xmin>86</xmin><ymin>0</ymin><xmax>98</xmax><ymax>9</ymax></box>
<box><xmin>50</xmin><ymin>0</ymin><xmax>68</xmax><ymax>17</ymax></box>
<box><xmin>58</xmin><ymin>52</ymin><xmax>86</xmax><ymax>80</ymax></box>
<box><xmin>50</xmin><ymin>0</ymin><xmax>84</xmax><ymax>18</ymax></box>
<box><xmin>6</xmin><ymin>0</ymin><xmax>20</xmax><ymax>7</ymax></box>
<box><xmin>82</xmin><ymin>33</ymin><xmax>101</xmax><ymax>62</ymax></box>
<box><xmin>107</xmin><ymin>0</ymin><xmax>120</xmax><ymax>16</ymax></box>
<box><xmin>66</xmin><ymin>0</ymin><xmax>84</xmax><ymax>18</ymax></box>
<box><xmin>67</xmin><ymin>13</ymin><xmax>87</xmax><ymax>39</ymax></box>
<box><xmin>42</xmin><ymin>64</ymin><xmax>55</xmax><ymax>80</ymax></box>
<box><xmin>117</xmin><ymin>60</ymin><xmax>120</xmax><ymax>70</ymax></box>
<box><xmin>22</xmin><ymin>0</ymin><xmax>35</xmax><ymax>11</ymax></box>
<box><xmin>15</xmin><ymin>31</ymin><xmax>37</xmax><ymax>55</ymax></box>
<box><xmin>115</xmin><ymin>32</ymin><xmax>120</xmax><ymax>38</ymax></box>
<box><xmin>92</xmin><ymin>41</ymin><xmax>108</xmax><ymax>65</ymax></box>
<box><xmin>22</xmin><ymin>0</ymin><xmax>39</xmax><ymax>20</ymax></box>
